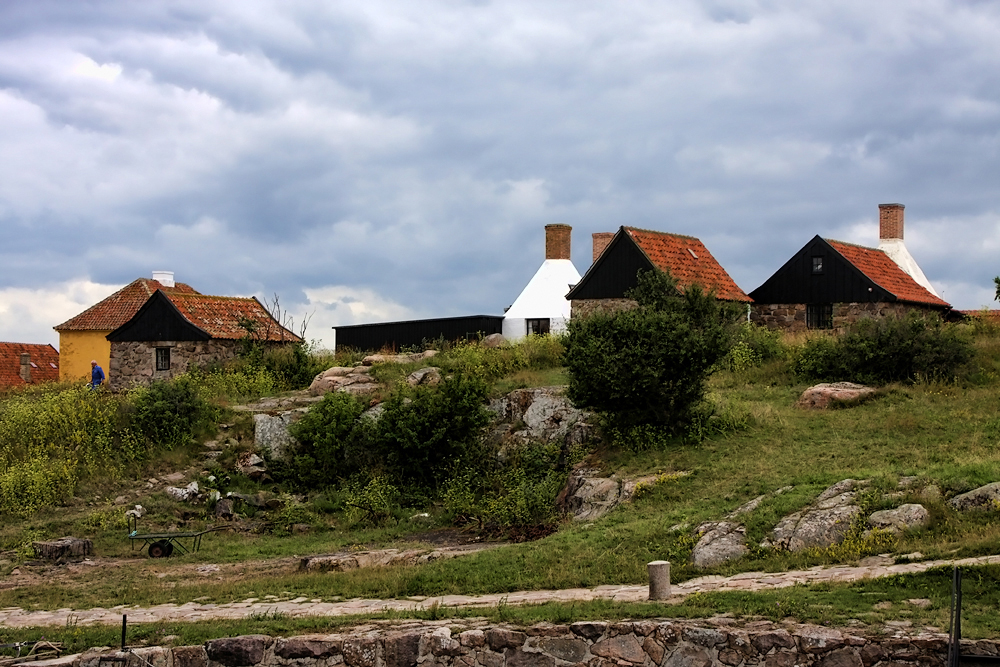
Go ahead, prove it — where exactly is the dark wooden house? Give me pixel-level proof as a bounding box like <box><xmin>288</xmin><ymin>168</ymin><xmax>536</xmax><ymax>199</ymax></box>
<box><xmin>566</xmin><ymin>226</ymin><xmax>751</xmax><ymax>318</ymax></box>
<box><xmin>334</xmin><ymin>315</ymin><xmax>503</xmax><ymax>352</ymax></box>
<box><xmin>107</xmin><ymin>290</ymin><xmax>301</xmax><ymax>389</ymax></box>
<box><xmin>749</xmin><ymin>235</ymin><xmax>950</xmax><ymax>331</ymax></box>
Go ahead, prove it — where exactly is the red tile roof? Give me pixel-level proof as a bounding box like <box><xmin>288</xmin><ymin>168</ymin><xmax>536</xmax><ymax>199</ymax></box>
<box><xmin>55</xmin><ymin>278</ymin><xmax>199</xmax><ymax>331</ymax></box>
<box><xmin>0</xmin><ymin>342</ymin><xmax>59</xmax><ymax>387</ymax></box>
<box><xmin>625</xmin><ymin>227</ymin><xmax>751</xmax><ymax>302</ymax></box>
<box><xmin>165</xmin><ymin>293</ymin><xmax>303</xmax><ymax>342</ymax></box>
<box><xmin>958</xmin><ymin>309</ymin><xmax>1000</xmax><ymax>321</ymax></box>
<box><xmin>826</xmin><ymin>240</ymin><xmax>950</xmax><ymax>308</ymax></box>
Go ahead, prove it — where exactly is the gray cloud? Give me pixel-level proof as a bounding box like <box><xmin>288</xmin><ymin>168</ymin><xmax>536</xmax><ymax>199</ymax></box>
<box><xmin>2</xmin><ymin>0</ymin><xmax>1000</xmax><ymax>348</ymax></box>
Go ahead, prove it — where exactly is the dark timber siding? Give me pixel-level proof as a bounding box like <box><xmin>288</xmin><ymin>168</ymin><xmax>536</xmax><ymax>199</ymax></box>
<box><xmin>107</xmin><ymin>291</ymin><xmax>210</xmax><ymax>342</ymax></box>
<box><xmin>565</xmin><ymin>232</ymin><xmax>655</xmax><ymax>300</ymax></box>
<box><xmin>334</xmin><ymin>315</ymin><xmax>503</xmax><ymax>352</ymax></box>
<box><xmin>748</xmin><ymin>236</ymin><xmax>896</xmax><ymax>305</ymax></box>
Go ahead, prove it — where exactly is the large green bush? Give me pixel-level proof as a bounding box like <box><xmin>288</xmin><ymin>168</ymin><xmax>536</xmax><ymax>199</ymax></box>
<box><xmin>285</xmin><ymin>374</ymin><xmax>491</xmax><ymax>493</ymax></box>
<box><xmin>794</xmin><ymin>312</ymin><xmax>973</xmax><ymax>384</ymax></box>
<box><xmin>131</xmin><ymin>376</ymin><xmax>214</xmax><ymax>448</ymax></box>
<box><xmin>564</xmin><ymin>269</ymin><xmax>740</xmax><ymax>429</ymax></box>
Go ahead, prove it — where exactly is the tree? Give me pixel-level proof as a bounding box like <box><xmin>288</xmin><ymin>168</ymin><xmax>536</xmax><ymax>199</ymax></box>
<box><xmin>994</xmin><ymin>276</ymin><xmax>1000</xmax><ymax>301</ymax></box>
<box><xmin>563</xmin><ymin>269</ymin><xmax>741</xmax><ymax>430</ymax></box>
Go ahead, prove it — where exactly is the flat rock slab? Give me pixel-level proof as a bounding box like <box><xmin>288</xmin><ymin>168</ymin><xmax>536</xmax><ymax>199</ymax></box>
<box><xmin>796</xmin><ymin>383</ymin><xmax>875</xmax><ymax>409</ymax></box>
<box><xmin>692</xmin><ymin>521</ymin><xmax>748</xmax><ymax>568</ymax></box>
<box><xmin>767</xmin><ymin>480</ymin><xmax>864</xmax><ymax>552</ymax></box>
<box><xmin>949</xmin><ymin>482</ymin><xmax>1000</xmax><ymax>511</ymax></box>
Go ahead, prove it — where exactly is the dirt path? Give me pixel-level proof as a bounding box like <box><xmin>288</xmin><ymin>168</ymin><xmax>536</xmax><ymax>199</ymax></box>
<box><xmin>2</xmin><ymin>553</ymin><xmax>997</xmax><ymax>629</ymax></box>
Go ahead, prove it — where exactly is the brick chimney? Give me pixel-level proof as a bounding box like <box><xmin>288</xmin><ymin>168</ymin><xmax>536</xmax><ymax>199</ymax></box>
<box><xmin>19</xmin><ymin>353</ymin><xmax>30</xmax><ymax>383</ymax></box>
<box><xmin>592</xmin><ymin>232</ymin><xmax>614</xmax><ymax>264</ymax></box>
<box><xmin>879</xmin><ymin>203</ymin><xmax>904</xmax><ymax>240</ymax></box>
<box><xmin>545</xmin><ymin>224</ymin><xmax>572</xmax><ymax>260</ymax></box>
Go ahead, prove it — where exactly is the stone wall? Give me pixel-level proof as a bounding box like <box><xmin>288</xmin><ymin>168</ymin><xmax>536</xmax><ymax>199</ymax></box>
<box><xmin>109</xmin><ymin>340</ymin><xmax>241</xmax><ymax>390</ymax></box>
<box><xmin>750</xmin><ymin>302</ymin><xmax>939</xmax><ymax>333</ymax></box>
<box><xmin>571</xmin><ymin>299</ymin><xmax>638</xmax><ymax>319</ymax></box>
<box><xmin>73</xmin><ymin>619</ymin><xmax>993</xmax><ymax>667</ymax></box>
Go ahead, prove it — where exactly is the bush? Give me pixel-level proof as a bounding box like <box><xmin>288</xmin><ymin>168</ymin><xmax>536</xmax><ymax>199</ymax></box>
<box><xmin>284</xmin><ymin>374</ymin><xmax>491</xmax><ymax>494</ymax></box>
<box><xmin>131</xmin><ymin>376</ymin><xmax>213</xmax><ymax>448</ymax></box>
<box><xmin>564</xmin><ymin>269</ymin><xmax>740</xmax><ymax>430</ymax></box>
<box><xmin>286</xmin><ymin>391</ymin><xmax>367</xmax><ymax>489</ymax></box>
<box><xmin>725</xmin><ymin>323</ymin><xmax>787</xmax><ymax>372</ymax></box>
<box><xmin>794</xmin><ymin>313</ymin><xmax>973</xmax><ymax>384</ymax></box>
<box><xmin>368</xmin><ymin>373</ymin><xmax>492</xmax><ymax>491</ymax></box>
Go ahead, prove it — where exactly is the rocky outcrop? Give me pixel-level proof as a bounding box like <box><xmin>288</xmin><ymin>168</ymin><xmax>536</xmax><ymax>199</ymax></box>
<box><xmin>556</xmin><ymin>467</ymin><xmax>661</xmax><ymax>521</ymax></box>
<box><xmin>796</xmin><ymin>383</ymin><xmax>875</xmax><ymax>409</ymax></box>
<box><xmin>309</xmin><ymin>366</ymin><xmax>378</xmax><ymax>396</ymax></box>
<box><xmin>76</xmin><ymin>620</ymin><xmax>974</xmax><ymax>667</ymax></box>
<box><xmin>299</xmin><ymin>543</ymin><xmax>499</xmax><ymax>573</ymax></box>
<box><xmin>406</xmin><ymin>367</ymin><xmax>441</xmax><ymax>387</ymax></box>
<box><xmin>691</xmin><ymin>522</ymin><xmax>748</xmax><ymax>568</ymax></box>
<box><xmin>362</xmin><ymin>350</ymin><xmax>439</xmax><ymax>366</ymax></box>
<box><xmin>482</xmin><ymin>333</ymin><xmax>505</xmax><ymax>348</ymax></box>
<box><xmin>868</xmin><ymin>504</ymin><xmax>930</xmax><ymax>534</ymax></box>
<box><xmin>949</xmin><ymin>482</ymin><xmax>1000</xmax><ymax>511</ymax></box>
<box><xmin>767</xmin><ymin>480</ymin><xmax>864</xmax><ymax>552</ymax></box>
<box><xmin>253</xmin><ymin>410</ymin><xmax>309</xmax><ymax>462</ymax></box>
<box><xmin>489</xmin><ymin>387</ymin><xmax>595</xmax><ymax>448</ymax></box>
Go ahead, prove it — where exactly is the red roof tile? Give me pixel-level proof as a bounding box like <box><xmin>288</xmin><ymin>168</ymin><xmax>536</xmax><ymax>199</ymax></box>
<box><xmin>958</xmin><ymin>309</ymin><xmax>1000</xmax><ymax>321</ymax></box>
<box><xmin>165</xmin><ymin>293</ymin><xmax>303</xmax><ymax>342</ymax></box>
<box><xmin>625</xmin><ymin>227</ymin><xmax>751</xmax><ymax>302</ymax></box>
<box><xmin>0</xmin><ymin>342</ymin><xmax>59</xmax><ymax>387</ymax></box>
<box><xmin>55</xmin><ymin>278</ymin><xmax>199</xmax><ymax>331</ymax></box>
<box><xmin>826</xmin><ymin>240</ymin><xmax>950</xmax><ymax>308</ymax></box>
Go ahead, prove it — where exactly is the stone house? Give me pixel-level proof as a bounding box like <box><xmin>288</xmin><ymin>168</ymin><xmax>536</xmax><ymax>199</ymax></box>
<box><xmin>0</xmin><ymin>342</ymin><xmax>59</xmax><ymax>388</ymax></box>
<box><xmin>565</xmin><ymin>226</ymin><xmax>751</xmax><ymax>318</ymax></box>
<box><xmin>502</xmin><ymin>224</ymin><xmax>582</xmax><ymax>341</ymax></box>
<box><xmin>749</xmin><ymin>204</ymin><xmax>950</xmax><ymax>331</ymax></box>
<box><xmin>106</xmin><ymin>290</ymin><xmax>301</xmax><ymax>390</ymax></box>
<box><xmin>54</xmin><ymin>271</ymin><xmax>198</xmax><ymax>382</ymax></box>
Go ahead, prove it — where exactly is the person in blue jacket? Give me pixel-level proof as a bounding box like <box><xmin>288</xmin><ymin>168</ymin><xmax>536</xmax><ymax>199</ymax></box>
<box><xmin>88</xmin><ymin>359</ymin><xmax>105</xmax><ymax>390</ymax></box>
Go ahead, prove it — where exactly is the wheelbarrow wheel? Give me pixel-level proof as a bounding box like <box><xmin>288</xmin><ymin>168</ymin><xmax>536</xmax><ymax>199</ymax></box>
<box><xmin>164</xmin><ymin>541</ymin><xmax>174</xmax><ymax>557</ymax></box>
<box><xmin>149</xmin><ymin>541</ymin><xmax>169</xmax><ymax>558</ymax></box>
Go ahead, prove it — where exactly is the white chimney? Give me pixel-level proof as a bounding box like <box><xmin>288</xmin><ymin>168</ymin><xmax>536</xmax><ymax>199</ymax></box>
<box><xmin>152</xmin><ymin>271</ymin><xmax>175</xmax><ymax>288</ymax></box>
<box><xmin>875</xmin><ymin>204</ymin><xmax>940</xmax><ymax>298</ymax></box>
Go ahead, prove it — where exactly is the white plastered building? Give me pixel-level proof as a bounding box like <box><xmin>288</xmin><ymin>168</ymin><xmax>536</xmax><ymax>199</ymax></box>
<box><xmin>502</xmin><ymin>224</ymin><xmax>582</xmax><ymax>341</ymax></box>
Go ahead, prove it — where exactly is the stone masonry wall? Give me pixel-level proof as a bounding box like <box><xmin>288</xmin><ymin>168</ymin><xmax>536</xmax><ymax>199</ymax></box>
<box><xmin>571</xmin><ymin>298</ymin><xmax>639</xmax><ymax>319</ymax></box>
<box><xmin>750</xmin><ymin>302</ymin><xmax>939</xmax><ymax>333</ymax></box>
<box><xmin>109</xmin><ymin>340</ymin><xmax>241</xmax><ymax>390</ymax></box>
<box><xmin>73</xmin><ymin>619</ymin><xmax>994</xmax><ymax>667</ymax></box>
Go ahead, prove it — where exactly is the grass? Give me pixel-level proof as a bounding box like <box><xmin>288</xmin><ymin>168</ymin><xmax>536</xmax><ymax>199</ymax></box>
<box><xmin>4</xmin><ymin>330</ymin><xmax>1000</xmax><ymax>639</ymax></box>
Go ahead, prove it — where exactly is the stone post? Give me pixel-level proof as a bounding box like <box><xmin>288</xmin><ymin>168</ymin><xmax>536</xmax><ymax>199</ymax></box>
<box><xmin>648</xmin><ymin>560</ymin><xmax>670</xmax><ymax>600</ymax></box>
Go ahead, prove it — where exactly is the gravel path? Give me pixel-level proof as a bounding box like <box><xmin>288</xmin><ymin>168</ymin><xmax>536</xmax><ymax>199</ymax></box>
<box><xmin>2</xmin><ymin>554</ymin><xmax>996</xmax><ymax>628</ymax></box>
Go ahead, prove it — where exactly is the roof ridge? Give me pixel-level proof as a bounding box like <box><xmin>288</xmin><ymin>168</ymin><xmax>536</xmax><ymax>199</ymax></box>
<box><xmin>625</xmin><ymin>226</ymin><xmax>701</xmax><ymax>241</ymax></box>
<box><xmin>825</xmin><ymin>238</ymin><xmax>879</xmax><ymax>252</ymax></box>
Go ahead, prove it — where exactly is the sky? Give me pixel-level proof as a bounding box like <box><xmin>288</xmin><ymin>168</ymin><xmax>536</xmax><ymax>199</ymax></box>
<box><xmin>2</xmin><ymin>0</ymin><xmax>999</xmax><ymax>350</ymax></box>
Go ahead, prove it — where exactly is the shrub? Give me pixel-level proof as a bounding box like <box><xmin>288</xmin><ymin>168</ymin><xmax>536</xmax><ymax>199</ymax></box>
<box><xmin>564</xmin><ymin>269</ymin><xmax>740</xmax><ymax>430</ymax></box>
<box><xmin>794</xmin><ymin>313</ymin><xmax>973</xmax><ymax>384</ymax></box>
<box><xmin>343</xmin><ymin>475</ymin><xmax>401</xmax><ymax>527</ymax></box>
<box><xmin>725</xmin><ymin>323</ymin><xmax>787</xmax><ymax>372</ymax></box>
<box><xmin>286</xmin><ymin>391</ymin><xmax>367</xmax><ymax>489</ymax></box>
<box><xmin>193</xmin><ymin>366</ymin><xmax>277</xmax><ymax>402</ymax></box>
<box><xmin>131</xmin><ymin>376</ymin><xmax>213</xmax><ymax>448</ymax></box>
<box><xmin>369</xmin><ymin>373</ymin><xmax>492</xmax><ymax>491</ymax></box>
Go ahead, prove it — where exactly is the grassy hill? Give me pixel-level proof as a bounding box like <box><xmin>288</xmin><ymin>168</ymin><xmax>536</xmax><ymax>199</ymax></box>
<box><xmin>3</xmin><ymin>325</ymin><xmax>1000</xmax><ymax>646</ymax></box>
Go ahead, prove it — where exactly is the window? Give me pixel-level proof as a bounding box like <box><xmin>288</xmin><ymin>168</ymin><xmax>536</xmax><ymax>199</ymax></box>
<box><xmin>155</xmin><ymin>347</ymin><xmax>170</xmax><ymax>371</ymax></box>
<box><xmin>807</xmin><ymin>304</ymin><xmax>833</xmax><ymax>330</ymax></box>
<box><xmin>812</xmin><ymin>256</ymin><xmax>824</xmax><ymax>273</ymax></box>
<box><xmin>526</xmin><ymin>318</ymin><xmax>550</xmax><ymax>336</ymax></box>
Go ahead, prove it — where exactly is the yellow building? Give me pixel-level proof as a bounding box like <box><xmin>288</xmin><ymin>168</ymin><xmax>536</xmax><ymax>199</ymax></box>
<box><xmin>54</xmin><ymin>273</ymin><xmax>199</xmax><ymax>382</ymax></box>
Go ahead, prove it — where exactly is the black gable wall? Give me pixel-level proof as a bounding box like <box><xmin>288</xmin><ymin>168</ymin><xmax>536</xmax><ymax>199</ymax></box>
<box><xmin>107</xmin><ymin>291</ymin><xmax>210</xmax><ymax>342</ymax></box>
<box><xmin>566</xmin><ymin>231</ymin><xmax>655</xmax><ymax>300</ymax></box>
<box><xmin>749</xmin><ymin>236</ymin><xmax>895</xmax><ymax>305</ymax></box>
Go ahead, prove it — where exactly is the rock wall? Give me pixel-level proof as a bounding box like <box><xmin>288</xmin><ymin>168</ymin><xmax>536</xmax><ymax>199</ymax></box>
<box><xmin>73</xmin><ymin>619</ymin><xmax>990</xmax><ymax>667</ymax></box>
<box><xmin>109</xmin><ymin>340</ymin><xmax>241</xmax><ymax>390</ymax></box>
<box><xmin>750</xmin><ymin>302</ymin><xmax>939</xmax><ymax>333</ymax></box>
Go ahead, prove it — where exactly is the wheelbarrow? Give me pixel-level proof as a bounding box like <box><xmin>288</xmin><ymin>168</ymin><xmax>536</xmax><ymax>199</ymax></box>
<box><xmin>127</xmin><ymin>515</ymin><xmax>231</xmax><ymax>558</ymax></box>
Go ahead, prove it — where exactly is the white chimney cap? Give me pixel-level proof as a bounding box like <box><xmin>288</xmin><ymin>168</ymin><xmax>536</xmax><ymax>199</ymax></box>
<box><xmin>152</xmin><ymin>270</ymin><xmax>175</xmax><ymax>288</ymax></box>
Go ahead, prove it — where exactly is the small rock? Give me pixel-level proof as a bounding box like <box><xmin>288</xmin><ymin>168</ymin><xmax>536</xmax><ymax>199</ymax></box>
<box><xmin>482</xmin><ymin>333</ymin><xmax>505</xmax><ymax>348</ymax></box>
<box><xmin>907</xmin><ymin>598</ymin><xmax>932</xmax><ymax>608</ymax></box>
<box><xmin>949</xmin><ymin>482</ymin><xmax>1000</xmax><ymax>511</ymax></box>
<box><xmin>406</xmin><ymin>367</ymin><xmax>442</xmax><ymax>387</ymax></box>
<box><xmin>691</xmin><ymin>521</ymin><xmax>749</xmax><ymax>568</ymax></box>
